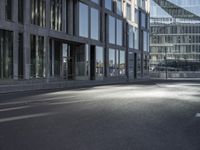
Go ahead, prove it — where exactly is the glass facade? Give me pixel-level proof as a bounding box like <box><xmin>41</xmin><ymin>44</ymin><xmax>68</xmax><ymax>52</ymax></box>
<box><xmin>18</xmin><ymin>33</ymin><xmax>24</xmax><ymax>79</ymax></box>
<box><xmin>50</xmin><ymin>0</ymin><xmax>62</xmax><ymax>31</ymax></box>
<box><xmin>79</xmin><ymin>2</ymin><xmax>89</xmax><ymax>38</ymax></box>
<box><xmin>5</xmin><ymin>0</ymin><xmax>12</xmax><ymax>20</ymax></box>
<box><xmin>109</xmin><ymin>15</ymin><xmax>116</xmax><ymax>44</ymax></box>
<box><xmin>91</xmin><ymin>8</ymin><xmax>99</xmax><ymax>40</ymax></box>
<box><xmin>31</xmin><ymin>0</ymin><xmax>46</xmax><ymax>27</ymax></box>
<box><xmin>105</xmin><ymin>0</ymin><xmax>113</xmax><ymax>11</ymax></box>
<box><xmin>96</xmin><ymin>47</ymin><xmax>104</xmax><ymax>77</ymax></box>
<box><xmin>30</xmin><ymin>35</ymin><xmax>44</xmax><ymax>78</ymax></box>
<box><xmin>150</xmin><ymin>0</ymin><xmax>200</xmax><ymax>73</ymax></box>
<box><xmin>0</xmin><ymin>0</ymin><xmax>150</xmax><ymax>82</ymax></box>
<box><xmin>18</xmin><ymin>0</ymin><xmax>24</xmax><ymax>23</ymax></box>
<box><xmin>0</xmin><ymin>30</ymin><xmax>13</xmax><ymax>79</ymax></box>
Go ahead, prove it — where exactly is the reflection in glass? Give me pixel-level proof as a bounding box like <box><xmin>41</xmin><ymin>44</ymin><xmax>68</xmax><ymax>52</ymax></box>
<box><xmin>0</xmin><ymin>30</ymin><xmax>13</xmax><ymax>79</ymax></box>
<box><xmin>50</xmin><ymin>0</ymin><xmax>62</xmax><ymax>31</ymax></box>
<box><xmin>117</xmin><ymin>19</ymin><xmax>122</xmax><ymax>46</ymax></box>
<box><xmin>96</xmin><ymin>47</ymin><xmax>104</xmax><ymax>77</ymax></box>
<box><xmin>109</xmin><ymin>16</ymin><xmax>116</xmax><ymax>44</ymax></box>
<box><xmin>91</xmin><ymin>8</ymin><xmax>99</xmax><ymax>40</ymax></box>
<box><xmin>30</xmin><ymin>35</ymin><xmax>44</xmax><ymax>78</ymax></box>
<box><xmin>31</xmin><ymin>0</ymin><xmax>46</xmax><ymax>27</ymax></box>
<box><xmin>105</xmin><ymin>0</ymin><xmax>112</xmax><ymax>10</ymax></box>
<box><xmin>79</xmin><ymin>2</ymin><xmax>89</xmax><ymax>38</ymax></box>
<box><xmin>119</xmin><ymin>50</ymin><xmax>125</xmax><ymax>75</ymax></box>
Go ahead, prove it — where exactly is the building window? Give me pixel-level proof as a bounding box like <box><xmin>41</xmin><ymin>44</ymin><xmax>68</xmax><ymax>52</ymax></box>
<box><xmin>18</xmin><ymin>33</ymin><xmax>24</xmax><ymax>79</ymax></box>
<box><xmin>119</xmin><ymin>50</ymin><xmax>125</xmax><ymax>75</ymax></box>
<box><xmin>5</xmin><ymin>0</ymin><xmax>12</xmax><ymax>20</ymax></box>
<box><xmin>128</xmin><ymin>25</ymin><xmax>134</xmax><ymax>48</ymax></box>
<box><xmin>129</xmin><ymin>25</ymin><xmax>139</xmax><ymax>49</ymax></box>
<box><xmin>0</xmin><ymin>30</ymin><xmax>13</xmax><ymax>79</ymax></box>
<box><xmin>18</xmin><ymin>0</ymin><xmax>24</xmax><ymax>23</ymax></box>
<box><xmin>117</xmin><ymin>0</ymin><xmax>122</xmax><ymax>15</ymax></box>
<box><xmin>96</xmin><ymin>46</ymin><xmax>104</xmax><ymax>77</ymax></box>
<box><xmin>31</xmin><ymin>0</ymin><xmax>46</xmax><ymax>27</ymax></box>
<box><xmin>141</xmin><ymin>12</ymin><xmax>146</xmax><ymax>28</ymax></box>
<box><xmin>126</xmin><ymin>3</ymin><xmax>132</xmax><ymax>20</ymax></box>
<box><xmin>91</xmin><ymin>8</ymin><xmax>99</xmax><ymax>40</ymax></box>
<box><xmin>30</xmin><ymin>35</ymin><xmax>44</xmax><ymax>78</ymax></box>
<box><xmin>143</xmin><ymin>31</ymin><xmax>149</xmax><ymax>51</ymax></box>
<box><xmin>50</xmin><ymin>0</ymin><xmax>62</xmax><ymax>31</ymax></box>
<box><xmin>135</xmin><ymin>9</ymin><xmax>139</xmax><ymax>24</ymax></box>
<box><xmin>109</xmin><ymin>16</ymin><xmax>116</xmax><ymax>44</ymax></box>
<box><xmin>105</xmin><ymin>0</ymin><xmax>113</xmax><ymax>11</ymax></box>
<box><xmin>116</xmin><ymin>19</ymin><xmax>122</xmax><ymax>46</ymax></box>
<box><xmin>79</xmin><ymin>2</ymin><xmax>89</xmax><ymax>38</ymax></box>
<box><xmin>109</xmin><ymin>49</ymin><xmax>116</xmax><ymax>76</ymax></box>
<box><xmin>109</xmin><ymin>49</ymin><xmax>126</xmax><ymax>76</ymax></box>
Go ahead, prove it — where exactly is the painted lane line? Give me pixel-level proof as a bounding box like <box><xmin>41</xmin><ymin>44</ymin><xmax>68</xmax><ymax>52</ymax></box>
<box><xmin>0</xmin><ymin>95</ymin><xmax>76</xmax><ymax>106</ymax></box>
<box><xmin>0</xmin><ymin>112</ymin><xmax>57</xmax><ymax>123</ymax></box>
<box><xmin>0</xmin><ymin>106</ymin><xmax>31</xmax><ymax>112</ymax></box>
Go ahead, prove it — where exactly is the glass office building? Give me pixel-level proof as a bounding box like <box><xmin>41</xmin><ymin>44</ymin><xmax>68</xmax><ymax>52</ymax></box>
<box><xmin>0</xmin><ymin>0</ymin><xmax>150</xmax><ymax>86</ymax></box>
<box><xmin>150</xmin><ymin>0</ymin><xmax>200</xmax><ymax>78</ymax></box>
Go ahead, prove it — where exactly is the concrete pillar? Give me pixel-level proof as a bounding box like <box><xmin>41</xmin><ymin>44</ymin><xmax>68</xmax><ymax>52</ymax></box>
<box><xmin>24</xmin><ymin>0</ymin><xmax>31</xmax><ymax>79</ymax></box>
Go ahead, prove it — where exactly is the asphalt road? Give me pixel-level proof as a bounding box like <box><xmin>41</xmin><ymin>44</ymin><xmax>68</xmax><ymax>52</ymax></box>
<box><xmin>0</xmin><ymin>80</ymin><xmax>200</xmax><ymax>150</ymax></box>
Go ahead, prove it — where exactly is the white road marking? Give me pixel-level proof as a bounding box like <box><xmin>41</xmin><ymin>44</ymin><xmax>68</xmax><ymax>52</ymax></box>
<box><xmin>0</xmin><ymin>106</ymin><xmax>31</xmax><ymax>112</ymax></box>
<box><xmin>0</xmin><ymin>112</ymin><xmax>57</xmax><ymax>123</ymax></box>
<box><xmin>0</xmin><ymin>95</ymin><xmax>76</xmax><ymax>106</ymax></box>
<box><xmin>195</xmin><ymin>113</ymin><xmax>200</xmax><ymax>118</ymax></box>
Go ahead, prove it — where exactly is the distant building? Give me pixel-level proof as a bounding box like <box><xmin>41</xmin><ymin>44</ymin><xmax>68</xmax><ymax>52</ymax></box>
<box><xmin>0</xmin><ymin>0</ymin><xmax>150</xmax><ymax>90</ymax></box>
<box><xmin>150</xmin><ymin>0</ymin><xmax>200</xmax><ymax>77</ymax></box>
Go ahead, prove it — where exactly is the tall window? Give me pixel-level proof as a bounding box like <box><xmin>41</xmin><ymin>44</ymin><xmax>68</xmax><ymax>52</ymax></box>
<box><xmin>117</xmin><ymin>19</ymin><xmax>122</xmax><ymax>46</ymax></box>
<box><xmin>79</xmin><ymin>2</ymin><xmax>89</xmax><ymax>38</ymax></box>
<box><xmin>109</xmin><ymin>16</ymin><xmax>116</xmax><ymax>44</ymax></box>
<box><xmin>31</xmin><ymin>0</ymin><xmax>46</xmax><ymax>27</ymax></box>
<box><xmin>109</xmin><ymin>49</ymin><xmax>116</xmax><ymax>76</ymax></box>
<box><xmin>117</xmin><ymin>0</ymin><xmax>122</xmax><ymax>15</ymax></box>
<box><xmin>18</xmin><ymin>0</ymin><xmax>24</xmax><ymax>23</ymax></box>
<box><xmin>18</xmin><ymin>33</ymin><xmax>24</xmax><ymax>79</ymax></box>
<box><xmin>105</xmin><ymin>0</ymin><xmax>113</xmax><ymax>11</ymax></box>
<box><xmin>5</xmin><ymin>0</ymin><xmax>12</xmax><ymax>20</ymax></box>
<box><xmin>119</xmin><ymin>50</ymin><xmax>125</xmax><ymax>75</ymax></box>
<box><xmin>109</xmin><ymin>49</ymin><xmax>126</xmax><ymax>76</ymax></box>
<box><xmin>0</xmin><ymin>30</ymin><xmax>13</xmax><ymax>79</ymax></box>
<box><xmin>143</xmin><ymin>31</ymin><xmax>149</xmax><ymax>51</ymax></box>
<box><xmin>91</xmin><ymin>8</ymin><xmax>99</xmax><ymax>40</ymax></box>
<box><xmin>50</xmin><ymin>0</ymin><xmax>62</xmax><ymax>31</ymax></box>
<box><xmin>96</xmin><ymin>47</ymin><xmax>104</xmax><ymax>77</ymax></box>
<box><xmin>30</xmin><ymin>35</ymin><xmax>44</xmax><ymax>78</ymax></box>
<box><xmin>126</xmin><ymin>3</ymin><xmax>132</xmax><ymax>20</ymax></box>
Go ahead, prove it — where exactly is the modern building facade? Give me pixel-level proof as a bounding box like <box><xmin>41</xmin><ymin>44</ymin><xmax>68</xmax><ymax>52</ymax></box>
<box><xmin>150</xmin><ymin>0</ymin><xmax>200</xmax><ymax>77</ymax></box>
<box><xmin>0</xmin><ymin>0</ymin><xmax>150</xmax><ymax>88</ymax></box>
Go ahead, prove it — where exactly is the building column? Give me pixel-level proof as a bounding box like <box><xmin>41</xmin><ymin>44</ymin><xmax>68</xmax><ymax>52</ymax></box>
<box><xmin>24</xmin><ymin>0</ymin><xmax>31</xmax><ymax>79</ymax></box>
